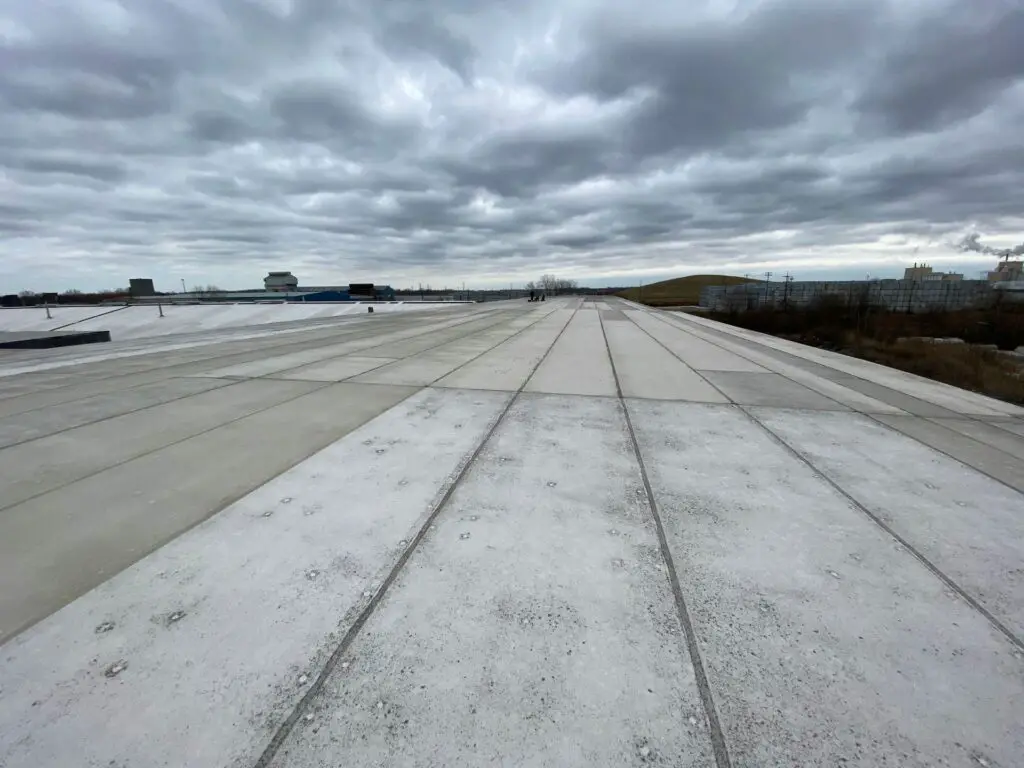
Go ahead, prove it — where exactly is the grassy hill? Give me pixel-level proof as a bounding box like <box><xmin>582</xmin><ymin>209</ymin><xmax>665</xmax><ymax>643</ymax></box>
<box><xmin>617</xmin><ymin>275</ymin><xmax>759</xmax><ymax>307</ymax></box>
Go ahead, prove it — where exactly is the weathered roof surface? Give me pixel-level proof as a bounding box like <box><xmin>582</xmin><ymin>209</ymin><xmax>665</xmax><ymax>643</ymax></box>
<box><xmin>1</xmin><ymin>297</ymin><xmax>1022</xmax><ymax>768</ymax></box>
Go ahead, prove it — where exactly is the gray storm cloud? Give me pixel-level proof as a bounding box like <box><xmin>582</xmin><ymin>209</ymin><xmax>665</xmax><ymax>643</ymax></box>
<box><xmin>957</xmin><ymin>234</ymin><xmax>1024</xmax><ymax>257</ymax></box>
<box><xmin>0</xmin><ymin>0</ymin><xmax>1022</xmax><ymax>291</ymax></box>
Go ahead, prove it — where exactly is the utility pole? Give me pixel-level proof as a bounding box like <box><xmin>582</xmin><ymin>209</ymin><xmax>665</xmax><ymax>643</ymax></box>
<box><xmin>181</xmin><ymin>278</ymin><xmax>187</xmax><ymax>295</ymax></box>
<box><xmin>763</xmin><ymin>271</ymin><xmax>773</xmax><ymax>307</ymax></box>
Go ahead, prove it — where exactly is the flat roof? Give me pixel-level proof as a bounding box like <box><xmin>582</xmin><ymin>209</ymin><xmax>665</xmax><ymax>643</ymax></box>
<box><xmin>0</xmin><ymin>298</ymin><xmax>1022</xmax><ymax>767</ymax></box>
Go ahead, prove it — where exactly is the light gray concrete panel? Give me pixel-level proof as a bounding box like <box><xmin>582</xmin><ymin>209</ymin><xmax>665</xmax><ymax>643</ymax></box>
<box><xmin>525</xmin><ymin>309</ymin><xmax>617</xmax><ymax>396</ymax></box>
<box><xmin>826</xmin><ymin>375</ymin><xmax>961</xmax><ymax>417</ymax></box>
<box><xmin>186</xmin><ymin>315</ymin><xmax>477</xmax><ymax>380</ymax></box>
<box><xmin>629</xmin><ymin>400</ymin><xmax>1024</xmax><ymax>768</ymax></box>
<box><xmin>755</xmin><ymin>408</ymin><xmax>1024</xmax><ymax>635</ymax></box>
<box><xmin>0</xmin><ymin>377</ymin><xmax>228</xmax><ymax>448</ymax></box>
<box><xmin>870</xmin><ymin>413</ymin><xmax>1024</xmax><ymax>494</ymax></box>
<box><xmin>350</xmin><ymin>317</ymin><xmax>535</xmax><ymax>386</ymax></box>
<box><xmin>604</xmin><ymin>320</ymin><xmax>727</xmax><ymax>402</ymax></box>
<box><xmin>0</xmin><ymin>371</ymin><xmax>181</xmax><ymax>418</ymax></box>
<box><xmin>0</xmin><ymin>310</ymin><xmax>468</xmax><ymax>388</ymax></box>
<box><xmin>270</xmin><ymin>393</ymin><xmax>716</xmax><ymax>768</ymax></box>
<box><xmin>192</xmin><ymin>343</ymin><xmax>379</xmax><ymax>379</ymax></box>
<box><xmin>348</xmin><ymin>347</ymin><xmax>483</xmax><ymax>386</ymax></box>
<box><xmin>0</xmin><ymin>382</ymin><xmax>417</xmax><ymax>642</ymax></box>
<box><xmin>0</xmin><ymin>387</ymin><xmax>509</xmax><ymax>768</ymax></box>
<box><xmin>700</xmin><ymin>370</ymin><xmax>848</xmax><ymax>410</ymax></box>
<box><xmin>0</xmin><ymin>320</ymin><xmax>369</xmax><ymax>383</ymax></box>
<box><xmin>673</xmin><ymin>311</ymin><xmax>1024</xmax><ymax>417</ymax></box>
<box><xmin>360</xmin><ymin>313</ymin><xmax>516</xmax><ymax>358</ymax></box>
<box><xmin>986</xmin><ymin>418</ymin><xmax>1024</xmax><ymax>438</ymax></box>
<box><xmin>0</xmin><ymin>378</ymin><xmax>324</xmax><ymax>511</ymax></box>
<box><xmin>0</xmin><ymin>377</ymin><xmax>84</xmax><ymax>399</ymax></box>
<box><xmin>275</xmin><ymin>356</ymin><xmax>396</xmax><ymax>381</ymax></box>
<box><xmin>0</xmin><ymin>333</ymin><xmax>375</xmax><ymax>416</ymax></box>
<box><xmin>435</xmin><ymin>310</ymin><xmax>572</xmax><ymax>391</ymax></box>
<box><xmin>626</xmin><ymin>310</ymin><xmax>768</xmax><ymax>372</ymax></box>
<box><xmin>653</xmin><ymin>316</ymin><xmax>906</xmax><ymax>413</ymax></box>
<box><xmin>0</xmin><ymin>369</ymin><xmax>116</xmax><ymax>395</ymax></box>
<box><xmin>928</xmin><ymin>417</ymin><xmax>1024</xmax><ymax>461</ymax></box>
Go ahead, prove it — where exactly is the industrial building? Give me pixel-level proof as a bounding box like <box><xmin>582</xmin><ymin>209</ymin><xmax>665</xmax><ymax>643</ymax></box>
<box><xmin>129</xmin><ymin>278</ymin><xmax>156</xmax><ymax>297</ymax></box>
<box><xmin>699</xmin><ymin>278</ymin><xmax>1018</xmax><ymax>313</ymax></box>
<box><xmin>700</xmin><ymin>257</ymin><xmax>1024</xmax><ymax>313</ymax></box>
<box><xmin>903</xmin><ymin>263</ymin><xmax>963</xmax><ymax>281</ymax></box>
<box><xmin>251</xmin><ymin>273</ymin><xmax>395</xmax><ymax>301</ymax></box>
<box><xmin>148</xmin><ymin>285</ymin><xmax>397</xmax><ymax>304</ymax></box>
<box><xmin>988</xmin><ymin>259</ymin><xmax>1024</xmax><ymax>282</ymax></box>
<box><xmin>263</xmin><ymin>271</ymin><xmax>298</xmax><ymax>291</ymax></box>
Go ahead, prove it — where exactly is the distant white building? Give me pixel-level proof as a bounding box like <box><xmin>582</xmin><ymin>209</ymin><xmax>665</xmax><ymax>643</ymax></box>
<box><xmin>264</xmin><ymin>271</ymin><xmax>298</xmax><ymax>292</ymax></box>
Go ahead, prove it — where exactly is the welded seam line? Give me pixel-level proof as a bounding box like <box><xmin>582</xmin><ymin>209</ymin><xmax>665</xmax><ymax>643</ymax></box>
<box><xmin>0</xmin><ymin>316</ymin><xmax>394</xmax><ymax>408</ymax></box>
<box><xmin>47</xmin><ymin>304</ymin><xmax>130</xmax><ymax>331</ymax></box>
<box><xmin>635</xmin><ymin>304</ymin><xmax>1024</xmax><ymax>497</ymax></box>
<box><xmin>741</xmin><ymin>406</ymin><xmax>1024</xmax><ymax>654</ymax></box>
<box><xmin>284</xmin><ymin>304</ymin><xmax>563</xmax><ymax>386</ymax></box>
<box><xmin>251</xmin><ymin>298</ymin><xmax>583</xmax><ymax>768</ymax></box>
<box><xmin>255</xmin><ymin>308</ymin><xmax>533</xmax><ymax>381</ymax></box>
<box><xmin>621</xmin><ymin>297</ymin><xmax>1024</xmax><ymax>651</ymax></box>
<box><xmin>0</xmin><ymin>305</ymin><xmax>487</xmax><ymax>394</ymax></box>
<box><xmin>0</xmin><ymin>377</ymin><xmax>242</xmax><ymax>453</ymax></box>
<box><xmin>0</xmin><ymin>307</ymin><xmax>510</xmax><ymax>422</ymax></box>
<box><xmin>597</xmin><ymin>308</ymin><xmax>732</xmax><ymax>768</ymax></box>
<box><xmin>0</xmin><ymin>380</ymin><xmax>342</xmax><ymax>515</ymax></box>
<box><xmin>0</xmin><ymin>313</ymin><xmax>391</xmax><ymax>389</ymax></box>
<box><xmin>0</xmin><ymin>304</ymin><xmax>539</xmax><ymax>503</ymax></box>
<box><xmin>419</xmin><ymin>305</ymin><xmax>569</xmax><ymax>388</ymax></box>
<box><xmin>1</xmin><ymin>305</ymin><xmax>519</xmax><ymax>449</ymax></box>
<box><xmin>612</xmin><ymin>302</ymin><xmax>737</xmax><ymax>407</ymax></box>
<box><xmin>653</xmin><ymin>303</ymin><xmax>1024</xmax><ymax>442</ymax></box>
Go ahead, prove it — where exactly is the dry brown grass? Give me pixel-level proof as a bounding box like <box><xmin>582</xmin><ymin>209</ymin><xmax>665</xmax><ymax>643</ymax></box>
<box><xmin>709</xmin><ymin>302</ymin><xmax>1024</xmax><ymax>405</ymax></box>
<box><xmin>618</xmin><ymin>274</ymin><xmax>758</xmax><ymax>306</ymax></box>
<box><xmin>850</xmin><ymin>337</ymin><xmax>1024</xmax><ymax>405</ymax></box>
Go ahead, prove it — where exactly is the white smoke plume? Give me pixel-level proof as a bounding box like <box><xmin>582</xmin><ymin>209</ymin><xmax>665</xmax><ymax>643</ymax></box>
<box><xmin>956</xmin><ymin>233</ymin><xmax>1024</xmax><ymax>257</ymax></box>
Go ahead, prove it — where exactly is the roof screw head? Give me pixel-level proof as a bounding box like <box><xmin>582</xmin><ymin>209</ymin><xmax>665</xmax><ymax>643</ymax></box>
<box><xmin>104</xmin><ymin>660</ymin><xmax>128</xmax><ymax>678</ymax></box>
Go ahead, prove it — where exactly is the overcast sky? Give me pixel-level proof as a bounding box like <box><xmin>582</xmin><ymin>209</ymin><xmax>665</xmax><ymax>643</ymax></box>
<box><xmin>1</xmin><ymin>0</ymin><xmax>1022</xmax><ymax>292</ymax></box>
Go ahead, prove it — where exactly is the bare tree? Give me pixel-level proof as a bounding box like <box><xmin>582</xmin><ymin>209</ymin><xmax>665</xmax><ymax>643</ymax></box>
<box><xmin>536</xmin><ymin>275</ymin><xmax>578</xmax><ymax>295</ymax></box>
